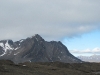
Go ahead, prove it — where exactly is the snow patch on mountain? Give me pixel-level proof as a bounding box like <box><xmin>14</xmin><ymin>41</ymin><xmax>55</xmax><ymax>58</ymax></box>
<box><xmin>5</xmin><ymin>40</ymin><xmax>14</xmax><ymax>50</ymax></box>
<box><xmin>14</xmin><ymin>52</ymin><xmax>20</xmax><ymax>55</ymax></box>
<box><xmin>20</xmin><ymin>39</ymin><xmax>24</xmax><ymax>42</ymax></box>
<box><xmin>0</xmin><ymin>43</ymin><xmax>4</xmax><ymax>49</ymax></box>
<box><xmin>0</xmin><ymin>40</ymin><xmax>15</xmax><ymax>56</ymax></box>
<box><xmin>15</xmin><ymin>47</ymin><xmax>20</xmax><ymax>50</ymax></box>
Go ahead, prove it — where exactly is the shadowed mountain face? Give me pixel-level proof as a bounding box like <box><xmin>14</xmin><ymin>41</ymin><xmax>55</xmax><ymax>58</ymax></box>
<box><xmin>0</xmin><ymin>34</ymin><xmax>81</xmax><ymax>63</ymax></box>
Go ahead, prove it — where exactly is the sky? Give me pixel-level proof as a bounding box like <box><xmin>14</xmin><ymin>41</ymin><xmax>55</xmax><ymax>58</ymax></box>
<box><xmin>0</xmin><ymin>0</ymin><xmax>100</xmax><ymax>56</ymax></box>
<box><xmin>62</xmin><ymin>30</ymin><xmax>100</xmax><ymax>56</ymax></box>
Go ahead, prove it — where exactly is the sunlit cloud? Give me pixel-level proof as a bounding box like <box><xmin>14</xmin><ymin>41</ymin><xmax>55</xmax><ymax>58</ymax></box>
<box><xmin>70</xmin><ymin>47</ymin><xmax>100</xmax><ymax>56</ymax></box>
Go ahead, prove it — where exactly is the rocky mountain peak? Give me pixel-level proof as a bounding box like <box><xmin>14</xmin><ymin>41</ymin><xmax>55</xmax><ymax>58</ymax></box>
<box><xmin>0</xmin><ymin>34</ymin><xmax>82</xmax><ymax>63</ymax></box>
<box><xmin>31</xmin><ymin>34</ymin><xmax>45</xmax><ymax>41</ymax></box>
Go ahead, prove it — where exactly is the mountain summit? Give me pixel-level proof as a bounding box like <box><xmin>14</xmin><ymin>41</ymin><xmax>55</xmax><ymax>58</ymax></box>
<box><xmin>0</xmin><ymin>34</ymin><xmax>81</xmax><ymax>63</ymax></box>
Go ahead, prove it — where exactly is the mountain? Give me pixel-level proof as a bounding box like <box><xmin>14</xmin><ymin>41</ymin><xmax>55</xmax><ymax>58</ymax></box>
<box><xmin>78</xmin><ymin>55</ymin><xmax>100</xmax><ymax>62</ymax></box>
<box><xmin>0</xmin><ymin>34</ymin><xmax>81</xmax><ymax>63</ymax></box>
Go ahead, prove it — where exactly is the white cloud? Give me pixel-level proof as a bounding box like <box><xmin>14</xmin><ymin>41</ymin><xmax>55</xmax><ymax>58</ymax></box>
<box><xmin>70</xmin><ymin>47</ymin><xmax>100</xmax><ymax>54</ymax></box>
<box><xmin>92</xmin><ymin>48</ymin><xmax>100</xmax><ymax>53</ymax></box>
<box><xmin>0</xmin><ymin>0</ymin><xmax>100</xmax><ymax>41</ymax></box>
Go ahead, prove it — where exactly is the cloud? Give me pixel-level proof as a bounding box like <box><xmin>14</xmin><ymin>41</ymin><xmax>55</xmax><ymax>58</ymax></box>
<box><xmin>0</xmin><ymin>0</ymin><xmax>100</xmax><ymax>41</ymax></box>
<box><xmin>70</xmin><ymin>47</ymin><xmax>100</xmax><ymax>54</ymax></box>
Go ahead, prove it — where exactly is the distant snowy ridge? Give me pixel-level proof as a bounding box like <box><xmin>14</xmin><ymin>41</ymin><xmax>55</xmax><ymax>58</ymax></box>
<box><xmin>77</xmin><ymin>54</ymin><xmax>100</xmax><ymax>62</ymax></box>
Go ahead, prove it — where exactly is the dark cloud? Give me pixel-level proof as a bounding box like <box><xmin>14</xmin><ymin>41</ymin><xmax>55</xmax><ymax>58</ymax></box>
<box><xmin>0</xmin><ymin>0</ymin><xmax>100</xmax><ymax>41</ymax></box>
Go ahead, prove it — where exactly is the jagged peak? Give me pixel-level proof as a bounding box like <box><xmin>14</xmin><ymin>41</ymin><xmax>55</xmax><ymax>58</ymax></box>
<box><xmin>31</xmin><ymin>34</ymin><xmax>41</xmax><ymax>38</ymax></box>
<box><xmin>34</xmin><ymin>34</ymin><xmax>42</xmax><ymax>38</ymax></box>
<box><xmin>30</xmin><ymin>34</ymin><xmax>45</xmax><ymax>41</ymax></box>
<box><xmin>28</xmin><ymin>34</ymin><xmax>40</xmax><ymax>38</ymax></box>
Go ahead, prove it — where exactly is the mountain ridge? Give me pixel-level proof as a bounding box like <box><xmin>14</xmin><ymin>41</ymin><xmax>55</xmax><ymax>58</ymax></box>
<box><xmin>78</xmin><ymin>54</ymin><xmax>100</xmax><ymax>62</ymax></box>
<box><xmin>0</xmin><ymin>34</ymin><xmax>81</xmax><ymax>63</ymax></box>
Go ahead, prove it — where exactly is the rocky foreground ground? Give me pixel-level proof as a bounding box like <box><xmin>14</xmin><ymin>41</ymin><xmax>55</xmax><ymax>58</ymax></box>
<box><xmin>0</xmin><ymin>60</ymin><xmax>100</xmax><ymax>75</ymax></box>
